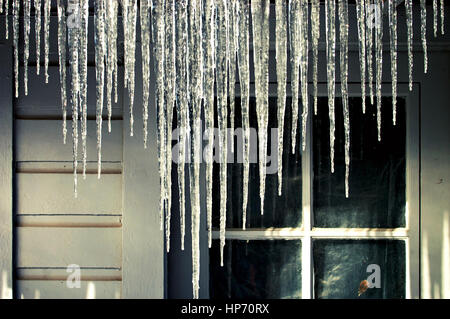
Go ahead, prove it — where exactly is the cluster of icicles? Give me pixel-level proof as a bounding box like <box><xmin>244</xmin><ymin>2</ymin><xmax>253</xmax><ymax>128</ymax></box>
<box><xmin>2</xmin><ymin>0</ymin><xmax>446</xmax><ymax>298</ymax></box>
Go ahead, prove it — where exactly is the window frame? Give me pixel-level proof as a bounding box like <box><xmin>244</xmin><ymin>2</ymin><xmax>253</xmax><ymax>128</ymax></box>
<box><xmin>211</xmin><ymin>82</ymin><xmax>420</xmax><ymax>299</ymax></box>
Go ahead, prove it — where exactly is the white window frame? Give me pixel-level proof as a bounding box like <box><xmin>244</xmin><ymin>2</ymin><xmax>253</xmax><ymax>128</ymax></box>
<box><xmin>211</xmin><ymin>82</ymin><xmax>420</xmax><ymax>299</ymax></box>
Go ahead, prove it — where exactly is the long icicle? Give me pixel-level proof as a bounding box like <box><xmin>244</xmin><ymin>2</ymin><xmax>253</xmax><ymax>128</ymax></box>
<box><xmin>275</xmin><ymin>0</ymin><xmax>287</xmax><ymax>196</ymax></box>
<box><xmin>188</xmin><ymin>0</ymin><xmax>203</xmax><ymax>299</ymax></box>
<box><xmin>217</xmin><ymin>0</ymin><xmax>229</xmax><ymax>267</ymax></box>
<box><xmin>56</xmin><ymin>0</ymin><xmax>67</xmax><ymax>144</ymax></box>
<box><xmin>421</xmin><ymin>0</ymin><xmax>428</xmax><ymax>74</ymax></box>
<box><xmin>43</xmin><ymin>0</ymin><xmax>50</xmax><ymax>83</ymax></box>
<box><xmin>68</xmin><ymin>0</ymin><xmax>80</xmax><ymax>197</ymax></box>
<box><xmin>34</xmin><ymin>0</ymin><xmax>41</xmax><ymax>74</ymax></box>
<box><xmin>389</xmin><ymin>0</ymin><xmax>398</xmax><ymax>126</ymax></box>
<box><xmin>80</xmin><ymin>0</ymin><xmax>89</xmax><ymax>179</ymax></box>
<box><xmin>23</xmin><ymin>0</ymin><xmax>31</xmax><ymax>96</ymax></box>
<box><xmin>441</xmin><ymin>0</ymin><xmax>445</xmax><ymax>35</ymax></box>
<box><xmin>95</xmin><ymin>0</ymin><xmax>106</xmax><ymax>179</ymax></box>
<box><xmin>339</xmin><ymin>0</ymin><xmax>350</xmax><ymax>198</ymax></box>
<box><xmin>356</xmin><ymin>0</ymin><xmax>366</xmax><ymax>113</ymax></box>
<box><xmin>114</xmin><ymin>1</ymin><xmax>119</xmax><ymax>105</ymax></box>
<box><xmin>12</xmin><ymin>0</ymin><xmax>19</xmax><ymax>98</ymax></box>
<box><xmin>300</xmin><ymin>0</ymin><xmax>309</xmax><ymax>152</ymax></box>
<box><xmin>106</xmin><ymin>0</ymin><xmax>119</xmax><ymax>133</ymax></box>
<box><xmin>125</xmin><ymin>0</ymin><xmax>137</xmax><ymax>136</ymax></box>
<box><xmin>228</xmin><ymin>0</ymin><xmax>237</xmax><ymax>149</ymax></box>
<box><xmin>434</xmin><ymin>0</ymin><xmax>438</xmax><ymax>37</ymax></box>
<box><xmin>175</xmin><ymin>0</ymin><xmax>188</xmax><ymax>251</ymax></box>
<box><xmin>375</xmin><ymin>1</ymin><xmax>384</xmax><ymax>142</ymax></box>
<box><xmin>4</xmin><ymin>0</ymin><xmax>8</xmax><ymax>39</ymax></box>
<box><xmin>151</xmin><ymin>0</ymin><xmax>167</xmax><ymax>232</ymax></box>
<box><xmin>141</xmin><ymin>0</ymin><xmax>151</xmax><ymax>148</ymax></box>
<box><xmin>204</xmin><ymin>0</ymin><xmax>215</xmax><ymax>247</ymax></box>
<box><xmin>251</xmin><ymin>0</ymin><xmax>270</xmax><ymax>217</ymax></box>
<box><xmin>164</xmin><ymin>0</ymin><xmax>176</xmax><ymax>253</ymax></box>
<box><xmin>236</xmin><ymin>0</ymin><xmax>250</xmax><ymax>229</ymax></box>
<box><xmin>405</xmin><ymin>0</ymin><xmax>413</xmax><ymax>91</ymax></box>
<box><xmin>311</xmin><ymin>0</ymin><xmax>320</xmax><ymax>116</ymax></box>
<box><xmin>122</xmin><ymin>0</ymin><xmax>128</xmax><ymax>88</ymax></box>
<box><xmin>365</xmin><ymin>0</ymin><xmax>374</xmax><ymax>105</ymax></box>
<box><xmin>325</xmin><ymin>0</ymin><xmax>336</xmax><ymax>173</ymax></box>
<box><xmin>289</xmin><ymin>0</ymin><xmax>300</xmax><ymax>154</ymax></box>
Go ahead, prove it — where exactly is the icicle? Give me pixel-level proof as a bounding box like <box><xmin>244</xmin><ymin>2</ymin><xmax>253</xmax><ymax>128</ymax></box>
<box><xmin>164</xmin><ymin>0</ymin><xmax>176</xmax><ymax>253</ymax></box>
<box><xmin>175</xmin><ymin>0</ymin><xmax>188</xmax><ymax>251</ymax></box>
<box><xmin>112</xmin><ymin>0</ymin><xmax>118</xmax><ymax>106</ymax></box>
<box><xmin>389</xmin><ymin>0</ymin><xmax>398</xmax><ymax>126</ymax></box>
<box><xmin>151</xmin><ymin>0</ymin><xmax>166</xmax><ymax>232</ymax></box>
<box><xmin>95</xmin><ymin>0</ymin><xmax>106</xmax><ymax>179</ymax></box>
<box><xmin>106</xmin><ymin>0</ymin><xmax>119</xmax><ymax>134</ymax></box>
<box><xmin>217</xmin><ymin>0</ymin><xmax>229</xmax><ymax>268</ymax></box>
<box><xmin>44</xmin><ymin>0</ymin><xmax>51</xmax><ymax>83</ymax></box>
<box><xmin>228</xmin><ymin>0</ymin><xmax>237</xmax><ymax>149</ymax></box>
<box><xmin>311</xmin><ymin>0</ymin><xmax>320</xmax><ymax>116</ymax></box>
<box><xmin>339</xmin><ymin>0</ymin><xmax>350</xmax><ymax>198</ymax></box>
<box><xmin>365</xmin><ymin>0</ymin><xmax>374</xmax><ymax>105</ymax></box>
<box><xmin>236</xmin><ymin>0</ymin><xmax>250</xmax><ymax>229</ymax></box>
<box><xmin>34</xmin><ymin>0</ymin><xmax>41</xmax><ymax>75</ymax></box>
<box><xmin>140</xmin><ymin>0</ymin><xmax>150</xmax><ymax>147</ymax></box>
<box><xmin>23</xmin><ymin>0</ymin><xmax>31</xmax><ymax>96</ymax></box>
<box><xmin>405</xmin><ymin>0</ymin><xmax>413</xmax><ymax>91</ymax></box>
<box><xmin>275</xmin><ymin>0</ymin><xmax>287</xmax><ymax>196</ymax></box>
<box><xmin>12</xmin><ymin>0</ymin><xmax>19</xmax><ymax>98</ymax></box>
<box><xmin>325</xmin><ymin>0</ymin><xmax>336</xmax><ymax>173</ymax></box>
<box><xmin>120</xmin><ymin>0</ymin><xmax>137</xmax><ymax>137</ymax></box>
<box><xmin>68</xmin><ymin>1</ymin><xmax>81</xmax><ymax>197</ymax></box>
<box><xmin>421</xmin><ymin>0</ymin><xmax>428</xmax><ymax>74</ymax></box>
<box><xmin>356</xmin><ymin>0</ymin><xmax>367</xmax><ymax>113</ymax></box>
<box><xmin>188</xmin><ymin>0</ymin><xmax>203</xmax><ymax>300</ymax></box>
<box><xmin>300</xmin><ymin>0</ymin><xmax>309</xmax><ymax>152</ymax></box>
<box><xmin>251</xmin><ymin>0</ymin><xmax>270</xmax><ymax>216</ymax></box>
<box><xmin>57</xmin><ymin>0</ymin><xmax>67</xmax><ymax>144</ymax></box>
<box><xmin>124</xmin><ymin>0</ymin><xmax>137</xmax><ymax>137</ymax></box>
<box><xmin>4</xmin><ymin>0</ymin><xmax>8</xmax><ymax>40</ymax></box>
<box><xmin>0</xmin><ymin>0</ymin><xmax>2</xmax><ymax>14</ymax></box>
<box><xmin>289</xmin><ymin>0</ymin><xmax>300</xmax><ymax>154</ymax></box>
<box><xmin>441</xmin><ymin>0</ymin><xmax>445</xmax><ymax>35</ymax></box>
<box><xmin>375</xmin><ymin>1</ymin><xmax>383</xmax><ymax>142</ymax></box>
<box><xmin>434</xmin><ymin>0</ymin><xmax>438</xmax><ymax>37</ymax></box>
<box><xmin>203</xmin><ymin>0</ymin><xmax>215</xmax><ymax>247</ymax></box>
<box><xmin>122</xmin><ymin>1</ymin><xmax>129</xmax><ymax>87</ymax></box>
<box><xmin>80</xmin><ymin>0</ymin><xmax>89</xmax><ymax>179</ymax></box>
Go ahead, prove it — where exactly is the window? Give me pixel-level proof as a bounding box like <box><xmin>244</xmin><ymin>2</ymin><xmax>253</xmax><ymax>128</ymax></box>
<box><xmin>209</xmin><ymin>83</ymin><xmax>419</xmax><ymax>299</ymax></box>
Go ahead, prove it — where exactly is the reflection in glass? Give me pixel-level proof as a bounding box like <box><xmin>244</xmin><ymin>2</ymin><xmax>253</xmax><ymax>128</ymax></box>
<box><xmin>313</xmin><ymin>239</ymin><xmax>405</xmax><ymax>299</ymax></box>
<box><xmin>210</xmin><ymin>239</ymin><xmax>302</xmax><ymax>298</ymax></box>
<box><xmin>313</xmin><ymin>97</ymin><xmax>406</xmax><ymax>228</ymax></box>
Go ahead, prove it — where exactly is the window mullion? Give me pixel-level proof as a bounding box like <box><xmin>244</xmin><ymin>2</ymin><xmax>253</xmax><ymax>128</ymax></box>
<box><xmin>301</xmin><ymin>90</ymin><xmax>314</xmax><ymax>299</ymax></box>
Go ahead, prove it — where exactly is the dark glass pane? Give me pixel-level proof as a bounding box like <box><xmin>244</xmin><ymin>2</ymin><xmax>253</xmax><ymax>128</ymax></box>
<box><xmin>210</xmin><ymin>239</ymin><xmax>302</xmax><ymax>299</ymax></box>
<box><xmin>313</xmin><ymin>239</ymin><xmax>405</xmax><ymax>299</ymax></box>
<box><xmin>213</xmin><ymin>96</ymin><xmax>302</xmax><ymax>228</ymax></box>
<box><xmin>313</xmin><ymin>97</ymin><xmax>406</xmax><ymax>228</ymax></box>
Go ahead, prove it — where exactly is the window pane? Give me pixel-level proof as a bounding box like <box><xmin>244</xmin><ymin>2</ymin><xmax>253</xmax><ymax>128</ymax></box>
<box><xmin>313</xmin><ymin>97</ymin><xmax>406</xmax><ymax>228</ymax></box>
<box><xmin>213</xmin><ymin>97</ymin><xmax>302</xmax><ymax>228</ymax></box>
<box><xmin>210</xmin><ymin>239</ymin><xmax>302</xmax><ymax>298</ymax></box>
<box><xmin>313</xmin><ymin>239</ymin><xmax>405</xmax><ymax>299</ymax></box>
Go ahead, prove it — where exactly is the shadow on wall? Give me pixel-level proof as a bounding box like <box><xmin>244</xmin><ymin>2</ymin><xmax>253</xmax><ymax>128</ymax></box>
<box><xmin>422</xmin><ymin>211</ymin><xmax>450</xmax><ymax>299</ymax></box>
